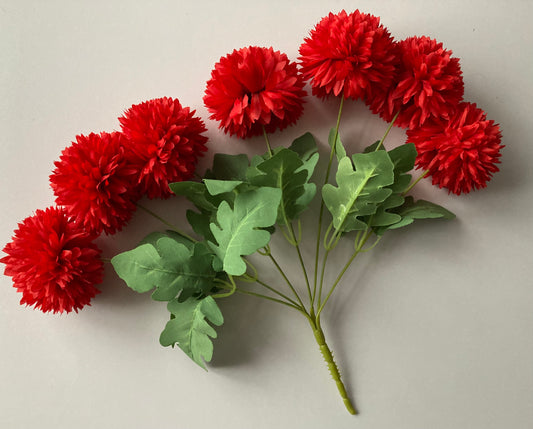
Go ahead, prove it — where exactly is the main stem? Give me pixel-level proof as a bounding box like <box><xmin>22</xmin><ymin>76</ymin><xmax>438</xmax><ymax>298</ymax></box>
<box><xmin>308</xmin><ymin>316</ymin><xmax>357</xmax><ymax>415</ymax></box>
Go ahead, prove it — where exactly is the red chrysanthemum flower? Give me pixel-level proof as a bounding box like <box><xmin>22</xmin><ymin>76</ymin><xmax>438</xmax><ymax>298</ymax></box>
<box><xmin>119</xmin><ymin>97</ymin><xmax>208</xmax><ymax>199</ymax></box>
<box><xmin>50</xmin><ymin>132</ymin><xmax>139</xmax><ymax>235</ymax></box>
<box><xmin>1</xmin><ymin>206</ymin><xmax>103</xmax><ymax>313</ymax></box>
<box><xmin>368</xmin><ymin>36</ymin><xmax>464</xmax><ymax>129</ymax></box>
<box><xmin>298</xmin><ymin>10</ymin><xmax>399</xmax><ymax>101</ymax></box>
<box><xmin>406</xmin><ymin>102</ymin><xmax>503</xmax><ymax>194</ymax></box>
<box><xmin>204</xmin><ymin>46</ymin><xmax>306</xmax><ymax>139</ymax></box>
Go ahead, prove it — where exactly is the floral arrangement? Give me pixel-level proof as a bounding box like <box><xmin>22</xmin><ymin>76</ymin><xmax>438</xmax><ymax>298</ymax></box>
<box><xmin>1</xmin><ymin>10</ymin><xmax>502</xmax><ymax>414</ymax></box>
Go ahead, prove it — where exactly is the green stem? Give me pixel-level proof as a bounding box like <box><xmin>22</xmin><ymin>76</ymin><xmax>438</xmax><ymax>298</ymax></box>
<box><xmin>317</xmin><ymin>250</ymin><xmax>359</xmax><ymax>319</ymax></box>
<box><xmin>234</xmin><ymin>288</ymin><xmax>304</xmax><ymax>312</ymax></box>
<box><xmin>212</xmin><ymin>275</ymin><xmax>237</xmax><ymax>298</ymax></box>
<box><xmin>262</xmin><ymin>125</ymin><xmax>273</xmax><ymax>158</ymax></box>
<box><xmin>308</xmin><ymin>317</ymin><xmax>357</xmax><ymax>415</ymax></box>
<box><xmin>312</xmin><ymin>95</ymin><xmax>345</xmax><ymax>307</ymax></box>
<box><xmin>317</xmin><ymin>248</ymin><xmax>330</xmax><ymax>307</ymax></box>
<box><xmin>242</xmin><ymin>275</ymin><xmax>301</xmax><ymax>308</ymax></box>
<box><xmin>289</xmin><ymin>222</ymin><xmax>313</xmax><ymax>303</ymax></box>
<box><xmin>402</xmin><ymin>169</ymin><xmax>430</xmax><ymax>195</ymax></box>
<box><xmin>101</xmin><ymin>257</ymin><xmax>112</xmax><ymax>263</ymax></box>
<box><xmin>317</xmin><ymin>227</ymin><xmax>372</xmax><ymax>318</ymax></box>
<box><xmin>136</xmin><ymin>203</ymin><xmax>197</xmax><ymax>243</ymax></box>
<box><xmin>375</xmin><ymin>110</ymin><xmax>400</xmax><ymax>151</ymax></box>
<box><xmin>266</xmin><ymin>250</ymin><xmax>308</xmax><ymax>313</ymax></box>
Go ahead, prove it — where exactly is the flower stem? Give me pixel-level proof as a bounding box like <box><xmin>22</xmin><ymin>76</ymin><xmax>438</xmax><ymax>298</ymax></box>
<box><xmin>262</xmin><ymin>125</ymin><xmax>273</xmax><ymax>158</ymax></box>
<box><xmin>241</xmin><ymin>274</ymin><xmax>301</xmax><ymax>308</ymax></box>
<box><xmin>402</xmin><ymin>169</ymin><xmax>430</xmax><ymax>195</ymax></box>
<box><xmin>288</xmin><ymin>222</ymin><xmax>313</xmax><ymax>303</ymax></box>
<box><xmin>308</xmin><ymin>317</ymin><xmax>357</xmax><ymax>415</ymax></box>
<box><xmin>212</xmin><ymin>274</ymin><xmax>237</xmax><ymax>298</ymax></box>
<box><xmin>264</xmin><ymin>247</ymin><xmax>307</xmax><ymax>312</ymax></box>
<box><xmin>136</xmin><ymin>203</ymin><xmax>196</xmax><ymax>242</ymax></box>
<box><xmin>234</xmin><ymin>288</ymin><xmax>304</xmax><ymax>312</ymax></box>
<box><xmin>374</xmin><ymin>110</ymin><xmax>400</xmax><ymax>151</ymax></box>
<box><xmin>312</xmin><ymin>95</ymin><xmax>345</xmax><ymax>306</ymax></box>
<box><xmin>317</xmin><ymin>247</ymin><xmax>330</xmax><ymax>307</ymax></box>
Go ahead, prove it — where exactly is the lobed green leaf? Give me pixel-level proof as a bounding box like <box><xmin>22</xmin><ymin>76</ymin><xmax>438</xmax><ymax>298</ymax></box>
<box><xmin>322</xmin><ymin>152</ymin><xmax>395</xmax><ymax>233</ymax></box>
<box><xmin>250</xmin><ymin>149</ymin><xmax>315</xmax><ymax>223</ymax></box>
<box><xmin>111</xmin><ymin>236</ymin><xmax>218</xmax><ymax>302</ymax></box>
<box><xmin>208</xmin><ymin>187</ymin><xmax>281</xmax><ymax>276</ymax></box>
<box><xmin>160</xmin><ymin>295</ymin><xmax>224</xmax><ymax>370</ymax></box>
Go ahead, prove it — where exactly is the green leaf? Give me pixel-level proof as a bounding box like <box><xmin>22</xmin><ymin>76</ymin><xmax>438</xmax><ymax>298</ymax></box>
<box><xmin>140</xmin><ymin>230</ymin><xmax>194</xmax><ymax>250</ymax></box>
<box><xmin>289</xmin><ymin>132</ymin><xmax>318</xmax><ymax>161</ymax></box>
<box><xmin>111</xmin><ymin>237</ymin><xmax>217</xmax><ymax>302</ymax></box>
<box><xmin>205</xmin><ymin>153</ymin><xmax>249</xmax><ymax>181</ymax></box>
<box><xmin>249</xmin><ymin>149</ymin><xmax>315</xmax><ymax>223</ymax></box>
<box><xmin>374</xmin><ymin>196</ymin><xmax>456</xmax><ymax>235</ymax></box>
<box><xmin>186</xmin><ymin>210</ymin><xmax>215</xmax><ymax>242</ymax></box>
<box><xmin>392</xmin><ymin>197</ymin><xmax>455</xmax><ymax>224</ymax></box>
<box><xmin>169</xmin><ymin>181</ymin><xmax>217</xmax><ymax>213</ymax></box>
<box><xmin>363</xmin><ymin>140</ymin><xmax>383</xmax><ymax>153</ymax></box>
<box><xmin>328</xmin><ymin>128</ymin><xmax>346</xmax><ymax>161</ymax></box>
<box><xmin>362</xmin><ymin>143</ymin><xmax>416</xmax><ymax>192</ymax></box>
<box><xmin>370</xmin><ymin>194</ymin><xmax>404</xmax><ymax>227</ymax></box>
<box><xmin>289</xmin><ymin>132</ymin><xmax>319</xmax><ymax>182</ymax></box>
<box><xmin>364</xmin><ymin>143</ymin><xmax>418</xmax><ymax>229</ymax></box>
<box><xmin>209</xmin><ymin>187</ymin><xmax>281</xmax><ymax>276</ymax></box>
<box><xmin>204</xmin><ymin>179</ymin><xmax>243</xmax><ymax>196</ymax></box>
<box><xmin>322</xmin><ymin>152</ymin><xmax>395</xmax><ymax>233</ymax></box>
<box><xmin>160</xmin><ymin>295</ymin><xmax>223</xmax><ymax>369</ymax></box>
<box><xmin>388</xmin><ymin>143</ymin><xmax>417</xmax><ymax>193</ymax></box>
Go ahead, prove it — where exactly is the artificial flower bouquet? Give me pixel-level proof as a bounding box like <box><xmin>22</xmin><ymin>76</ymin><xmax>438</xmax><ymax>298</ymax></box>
<box><xmin>2</xmin><ymin>10</ymin><xmax>502</xmax><ymax>414</ymax></box>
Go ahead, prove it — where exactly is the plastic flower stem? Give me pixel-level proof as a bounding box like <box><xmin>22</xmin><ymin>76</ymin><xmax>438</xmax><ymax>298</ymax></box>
<box><xmin>262</xmin><ymin>125</ymin><xmax>273</xmax><ymax>158</ymax></box>
<box><xmin>136</xmin><ymin>203</ymin><xmax>197</xmax><ymax>243</ymax></box>
<box><xmin>317</xmin><ymin>227</ymin><xmax>372</xmax><ymax>318</ymax></box>
<box><xmin>359</xmin><ymin>235</ymin><xmax>382</xmax><ymax>253</ymax></box>
<box><xmin>317</xmin><ymin>248</ymin><xmax>330</xmax><ymax>307</ymax></box>
<box><xmin>374</xmin><ymin>110</ymin><xmax>400</xmax><ymax>151</ymax></box>
<box><xmin>214</xmin><ymin>278</ymin><xmax>302</xmax><ymax>311</ymax></box>
<box><xmin>288</xmin><ymin>222</ymin><xmax>313</xmax><ymax>303</ymax></box>
<box><xmin>241</xmin><ymin>274</ymin><xmax>301</xmax><ymax>307</ymax></box>
<box><xmin>402</xmin><ymin>169</ymin><xmax>430</xmax><ymax>195</ymax></box>
<box><xmin>100</xmin><ymin>257</ymin><xmax>112</xmax><ymax>263</ymax></box>
<box><xmin>312</xmin><ymin>94</ymin><xmax>345</xmax><ymax>306</ymax></box>
<box><xmin>308</xmin><ymin>316</ymin><xmax>357</xmax><ymax>415</ymax></box>
<box><xmin>212</xmin><ymin>274</ymin><xmax>237</xmax><ymax>298</ymax></box>
<box><xmin>242</xmin><ymin>258</ymin><xmax>259</xmax><ymax>282</ymax></box>
<box><xmin>234</xmin><ymin>288</ymin><xmax>304</xmax><ymax>312</ymax></box>
<box><xmin>265</xmin><ymin>249</ymin><xmax>308</xmax><ymax>312</ymax></box>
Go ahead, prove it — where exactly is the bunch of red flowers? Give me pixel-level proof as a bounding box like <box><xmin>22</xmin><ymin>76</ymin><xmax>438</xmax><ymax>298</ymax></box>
<box><xmin>3</xmin><ymin>9</ymin><xmax>502</xmax><ymax>315</ymax></box>
<box><xmin>2</xmin><ymin>97</ymin><xmax>208</xmax><ymax>313</ymax></box>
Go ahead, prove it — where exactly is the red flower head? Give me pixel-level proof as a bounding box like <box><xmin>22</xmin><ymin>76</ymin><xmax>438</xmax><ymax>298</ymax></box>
<box><xmin>119</xmin><ymin>97</ymin><xmax>208</xmax><ymax>198</ymax></box>
<box><xmin>369</xmin><ymin>36</ymin><xmax>464</xmax><ymax>129</ymax></box>
<box><xmin>50</xmin><ymin>132</ymin><xmax>138</xmax><ymax>235</ymax></box>
<box><xmin>204</xmin><ymin>46</ymin><xmax>306</xmax><ymax>139</ymax></box>
<box><xmin>1</xmin><ymin>207</ymin><xmax>103</xmax><ymax>313</ymax></box>
<box><xmin>298</xmin><ymin>10</ymin><xmax>399</xmax><ymax>101</ymax></box>
<box><xmin>407</xmin><ymin>102</ymin><xmax>503</xmax><ymax>194</ymax></box>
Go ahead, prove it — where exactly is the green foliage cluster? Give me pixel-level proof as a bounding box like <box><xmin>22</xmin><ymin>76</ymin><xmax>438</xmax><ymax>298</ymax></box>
<box><xmin>112</xmin><ymin>130</ymin><xmax>454</xmax><ymax>369</ymax></box>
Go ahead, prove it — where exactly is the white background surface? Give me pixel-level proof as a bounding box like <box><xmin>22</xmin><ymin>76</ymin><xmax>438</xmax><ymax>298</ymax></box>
<box><xmin>1</xmin><ymin>1</ymin><xmax>532</xmax><ymax>428</ymax></box>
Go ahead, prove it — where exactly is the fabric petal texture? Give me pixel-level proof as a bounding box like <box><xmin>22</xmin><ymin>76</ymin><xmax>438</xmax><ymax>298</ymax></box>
<box><xmin>299</xmin><ymin>10</ymin><xmax>399</xmax><ymax>101</ymax></box>
<box><xmin>50</xmin><ymin>132</ymin><xmax>139</xmax><ymax>235</ymax></box>
<box><xmin>407</xmin><ymin>102</ymin><xmax>503</xmax><ymax>194</ymax></box>
<box><xmin>204</xmin><ymin>46</ymin><xmax>306</xmax><ymax>139</ymax></box>
<box><xmin>368</xmin><ymin>36</ymin><xmax>464</xmax><ymax>129</ymax></box>
<box><xmin>1</xmin><ymin>207</ymin><xmax>103</xmax><ymax>313</ymax></box>
<box><xmin>119</xmin><ymin>97</ymin><xmax>208</xmax><ymax>199</ymax></box>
